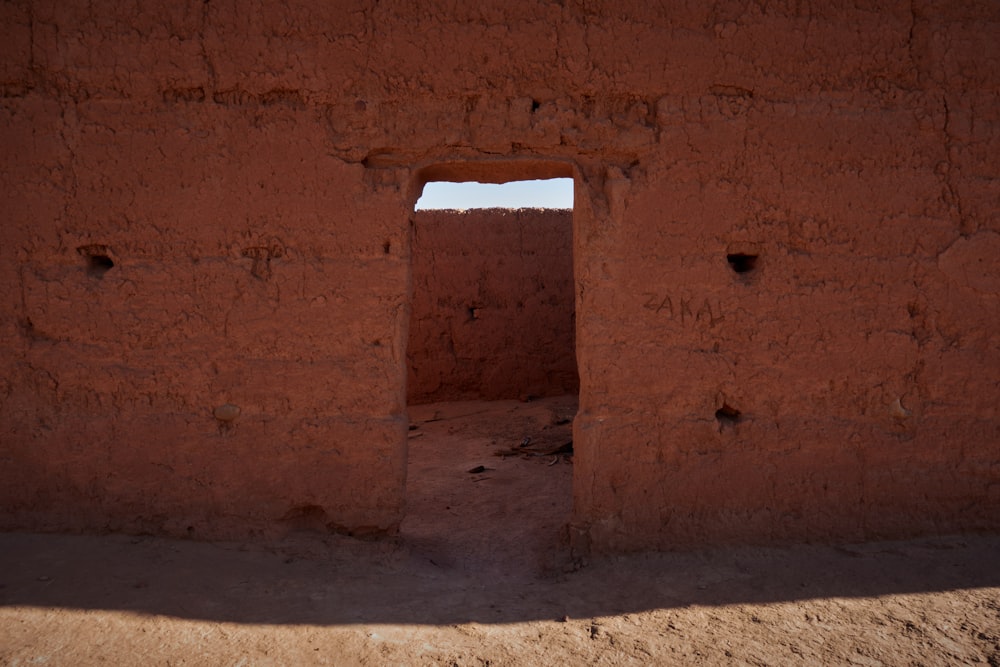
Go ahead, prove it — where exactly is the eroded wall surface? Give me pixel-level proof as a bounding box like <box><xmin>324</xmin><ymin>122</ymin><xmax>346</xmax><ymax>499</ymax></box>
<box><xmin>407</xmin><ymin>208</ymin><xmax>577</xmax><ymax>404</ymax></box>
<box><xmin>1</xmin><ymin>0</ymin><xmax>998</xmax><ymax>547</ymax></box>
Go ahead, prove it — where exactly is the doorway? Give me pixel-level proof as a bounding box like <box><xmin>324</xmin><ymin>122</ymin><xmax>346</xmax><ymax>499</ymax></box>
<box><xmin>401</xmin><ymin>163</ymin><xmax>578</xmax><ymax>576</ymax></box>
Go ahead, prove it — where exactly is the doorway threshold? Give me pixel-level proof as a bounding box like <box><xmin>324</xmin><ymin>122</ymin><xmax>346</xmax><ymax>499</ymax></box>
<box><xmin>401</xmin><ymin>395</ymin><xmax>577</xmax><ymax>579</ymax></box>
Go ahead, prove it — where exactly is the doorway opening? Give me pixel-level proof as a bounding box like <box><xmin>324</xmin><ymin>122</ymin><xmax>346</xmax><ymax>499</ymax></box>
<box><xmin>402</xmin><ymin>162</ymin><xmax>578</xmax><ymax>576</ymax></box>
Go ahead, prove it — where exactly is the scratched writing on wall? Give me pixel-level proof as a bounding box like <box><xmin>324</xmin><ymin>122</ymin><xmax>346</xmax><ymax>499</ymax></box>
<box><xmin>642</xmin><ymin>294</ymin><xmax>725</xmax><ymax>327</ymax></box>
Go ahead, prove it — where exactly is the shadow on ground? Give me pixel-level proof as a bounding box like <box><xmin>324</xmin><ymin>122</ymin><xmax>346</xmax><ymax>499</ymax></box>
<box><xmin>2</xmin><ymin>530</ymin><xmax>998</xmax><ymax>626</ymax></box>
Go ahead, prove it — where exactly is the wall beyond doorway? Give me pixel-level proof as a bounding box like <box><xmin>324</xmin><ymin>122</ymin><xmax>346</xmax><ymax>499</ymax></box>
<box><xmin>407</xmin><ymin>208</ymin><xmax>578</xmax><ymax>404</ymax></box>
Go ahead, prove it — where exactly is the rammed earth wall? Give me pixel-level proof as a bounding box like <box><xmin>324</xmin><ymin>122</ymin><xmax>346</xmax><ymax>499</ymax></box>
<box><xmin>407</xmin><ymin>208</ymin><xmax>577</xmax><ymax>404</ymax></box>
<box><xmin>1</xmin><ymin>1</ymin><xmax>998</xmax><ymax>548</ymax></box>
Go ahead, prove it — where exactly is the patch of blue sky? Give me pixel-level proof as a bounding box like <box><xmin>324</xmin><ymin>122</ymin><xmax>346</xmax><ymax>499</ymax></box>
<box><xmin>415</xmin><ymin>178</ymin><xmax>573</xmax><ymax>210</ymax></box>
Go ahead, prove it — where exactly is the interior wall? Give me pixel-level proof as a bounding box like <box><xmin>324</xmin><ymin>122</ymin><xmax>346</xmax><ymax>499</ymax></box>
<box><xmin>407</xmin><ymin>208</ymin><xmax>577</xmax><ymax>404</ymax></box>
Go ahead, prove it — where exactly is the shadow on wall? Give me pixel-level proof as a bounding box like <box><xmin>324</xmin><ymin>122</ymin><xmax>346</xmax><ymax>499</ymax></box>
<box><xmin>1</xmin><ymin>532</ymin><xmax>998</xmax><ymax>627</ymax></box>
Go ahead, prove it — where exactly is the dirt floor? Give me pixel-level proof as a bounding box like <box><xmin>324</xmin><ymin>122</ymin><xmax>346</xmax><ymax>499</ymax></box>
<box><xmin>2</xmin><ymin>396</ymin><xmax>999</xmax><ymax>666</ymax></box>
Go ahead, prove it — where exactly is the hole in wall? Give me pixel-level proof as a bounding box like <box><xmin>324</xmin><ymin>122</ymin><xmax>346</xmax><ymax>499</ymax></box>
<box><xmin>77</xmin><ymin>245</ymin><xmax>115</xmax><ymax>279</ymax></box>
<box><xmin>403</xmin><ymin>163</ymin><xmax>577</xmax><ymax>575</ymax></box>
<box><xmin>726</xmin><ymin>253</ymin><xmax>758</xmax><ymax>274</ymax></box>
<box><xmin>715</xmin><ymin>403</ymin><xmax>742</xmax><ymax>426</ymax></box>
<box><xmin>88</xmin><ymin>254</ymin><xmax>115</xmax><ymax>276</ymax></box>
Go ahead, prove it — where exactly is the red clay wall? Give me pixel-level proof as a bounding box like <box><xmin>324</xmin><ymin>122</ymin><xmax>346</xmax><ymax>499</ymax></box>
<box><xmin>1</xmin><ymin>0</ymin><xmax>998</xmax><ymax>548</ymax></box>
<box><xmin>407</xmin><ymin>208</ymin><xmax>577</xmax><ymax>404</ymax></box>
<box><xmin>0</xmin><ymin>132</ymin><xmax>409</xmax><ymax>538</ymax></box>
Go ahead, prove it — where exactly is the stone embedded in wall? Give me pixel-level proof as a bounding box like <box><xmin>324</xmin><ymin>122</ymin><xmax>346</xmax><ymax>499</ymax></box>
<box><xmin>213</xmin><ymin>403</ymin><xmax>241</xmax><ymax>434</ymax></box>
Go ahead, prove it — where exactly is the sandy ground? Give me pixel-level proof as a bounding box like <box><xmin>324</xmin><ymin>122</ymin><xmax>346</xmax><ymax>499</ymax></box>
<box><xmin>2</xmin><ymin>396</ymin><xmax>999</xmax><ymax>666</ymax></box>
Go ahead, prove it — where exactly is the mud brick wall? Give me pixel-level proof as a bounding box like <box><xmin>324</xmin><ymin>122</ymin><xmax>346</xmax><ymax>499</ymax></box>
<box><xmin>1</xmin><ymin>0</ymin><xmax>998</xmax><ymax>548</ymax></box>
<box><xmin>0</xmin><ymin>124</ymin><xmax>409</xmax><ymax>538</ymax></box>
<box><xmin>407</xmin><ymin>208</ymin><xmax>577</xmax><ymax>404</ymax></box>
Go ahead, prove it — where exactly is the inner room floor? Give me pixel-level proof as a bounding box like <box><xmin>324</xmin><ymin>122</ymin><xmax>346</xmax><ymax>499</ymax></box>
<box><xmin>400</xmin><ymin>394</ymin><xmax>577</xmax><ymax>578</ymax></box>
